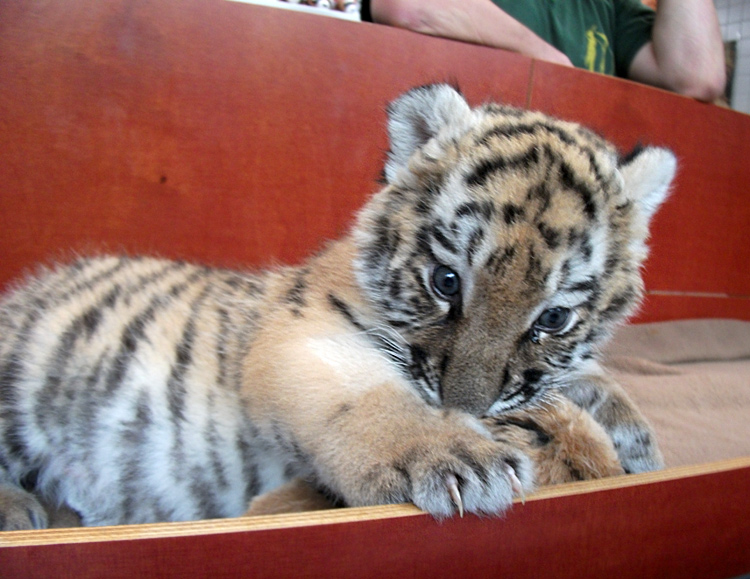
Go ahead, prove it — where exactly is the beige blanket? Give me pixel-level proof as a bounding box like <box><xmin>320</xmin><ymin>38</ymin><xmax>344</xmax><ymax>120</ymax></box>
<box><xmin>605</xmin><ymin>319</ymin><xmax>750</xmax><ymax>468</ymax></box>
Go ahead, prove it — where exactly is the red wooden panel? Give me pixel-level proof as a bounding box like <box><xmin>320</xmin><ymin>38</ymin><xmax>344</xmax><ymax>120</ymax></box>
<box><xmin>635</xmin><ymin>293</ymin><xmax>750</xmax><ymax>323</ymax></box>
<box><xmin>2</xmin><ymin>465</ymin><xmax>749</xmax><ymax>579</ymax></box>
<box><xmin>0</xmin><ymin>0</ymin><xmax>531</xmax><ymax>290</ymax></box>
<box><xmin>528</xmin><ymin>62</ymin><xmax>750</xmax><ymax>300</ymax></box>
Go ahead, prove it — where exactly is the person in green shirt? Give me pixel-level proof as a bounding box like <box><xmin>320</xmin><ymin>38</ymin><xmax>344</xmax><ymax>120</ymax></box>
<box><xmin>361</xmin><ymin>0</ymin><xmax>725</xmax><ymax>102</ymax></box>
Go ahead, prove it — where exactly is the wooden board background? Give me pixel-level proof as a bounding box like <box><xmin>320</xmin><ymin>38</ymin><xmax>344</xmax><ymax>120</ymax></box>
<box><xmin>1</xmin><ymin>0</ymin><xmax>749</xmax><ymax>321</ymax></box>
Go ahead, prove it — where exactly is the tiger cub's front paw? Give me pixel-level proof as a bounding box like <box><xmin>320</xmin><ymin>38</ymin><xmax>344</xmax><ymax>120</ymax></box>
<box><xmin>360</xmin><ymin>430</ymin><xmax>534</xmax><ymax>518</ymax></box>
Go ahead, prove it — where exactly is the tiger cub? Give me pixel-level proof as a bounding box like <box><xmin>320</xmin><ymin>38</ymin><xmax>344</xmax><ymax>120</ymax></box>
<box><xmin>0</xmin><ymin>84</ymin><xmax>671</xmax><ymax>530</ymax></box>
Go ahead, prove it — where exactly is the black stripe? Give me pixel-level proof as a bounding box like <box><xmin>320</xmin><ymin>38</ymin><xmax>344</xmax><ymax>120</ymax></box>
<box><xmin>270</xmin><ymin>420</ymin><xmax>310</xmax><ymax>470</ymax></box>
<box><xmin>104</xmin><ymin>268</ymin><xmax>203</xmax><ymax>396</ymax></box>
<box><xmin>563</xmin><ymin>278</ymin><xmax>600</xmax><ymax>294</ymax></box>
<box><xmin>500</xmin><ymin>366</ymin><xmax>511</xmax><ymax>388</ymax></box>
<box><xmin>559</xmin><ymin>162</ymin><xmax>597</xmax><ymax>221</ymax></box>
<box><xmin>0</xmin><ymin>305</ymin><xmax>45</xmax><ymax>462</ymax></box>
<box><xmin>77</xmin><ymin>351</ymin><xmax>107</xmax><ymax>423</ymax></box>
<box><xmin>577</xmin><ymin>232</ymin><xmax>593</xmax><ymax>263</ymax></box>
<box><xmin>619</xmin><ymin>143</ymin><xmax>646</xmax><ymax>167</ymax></box>
<box><xmin>492</xmin><ymin>416</ymin><xmax>551</xmax><ymax>446</ymax></box>
<box><xmin>120</xmin><ymin>260</ymin><xmax>190</xmax><ymax>302</ymax></box>
<box><xmin>189</xmin><ymin>465</ymin><xmax>224</xmax><ymax>518</ymax></box>
<box><xmin>476</xmin><ymin>121</ymin><xmax>578</xmax><ymax>149</ymax></box>
<box><xmin>558</xmin><ymin>259</ymin><xmax>572</xmax><ymax>287</ymax></box>
<box><xmin>237</xmin><ymin>429</ymin><xmax>261</xmax><ymax>504</ymax></box>
<box><xmin>518</xmin><ymin>382</ymin><xmax>539</xmax><ymax>403</ymax></box>
<box><xmin>59</xmin><ymin>262</ymin><xmax>191</xmax><ymax>475</ymax></box>
<box><xmin>466</xmin><ymin>146</ymin><xmax>541</xmax><ymax>188</ymax></box>
<box><xmin>327</xmin><ymin>293</ymin><xmax>366</xmax><ymax>332</ymax></box>
<box><xmin>215</xmin><ymin>307</ymin><xmax>230</xmax><ymax>389</ymax></box>
<box><xmin>35</xmin><ymin>286</ymin><xmax>123</xmax><ymax>430</ymax></box>
<box><xmin>454</xmin><ymin>200</ymin><xmax>496</xmax><ymax>222</ymax></box>
<box><xmin>372</xmin><ymin>215</ymin><xmax>402</xmax><ymax>261</ymax></box>
<box><xmin>485</xmin><ymin>245</ymin><xmax>517</xmax><ymax>276</ymax></box>
<box><xmin>167</xmin><ymin>282</ymin><xmax>213</xmax><ymax>424</ymax></box>
<box><xmin>119</xmin><ymin>389</ymin><xmax>153</xmax><ymax>521</ymax></box>
<box><xmin>522</xmin><ymin>368</ymin><xmax>544</xmax><ymax>384</ymax></box>
<box><xmin>431</xmin><ymin>224</ymin><xmax>459</xmax><ymax>255</ymax></box>
<box><xmin>465</xmin><ymin>227</ymin><xmax>486</xmax><ymax>267</ymax></box>
<box><xmin>283</xmin><ymin>267</ymin><xmax>310</xmax><ymax>317</ymax></box>
<box><xmin>603</xmin><ymin>256</ymin><xmax>620</xmax><ymax>279</ymax></box>
<box><xmin>482</xmin><ymin>103</ymin><xmax>526</xmax><ymax>118</ymax></box>
<box><xmin>584</xmin><ymin>326</ymin><xmax>604</xmax><ymax>344</ymax></box>
<box><xmin>498</xmin><ymin>374</ymin><xmax>541</xmax><ymax>408</ymax></box>
<box><xmin>413</xmin><ymin>197</ymin><xmax>431</xmax><ymax>216</ymax></box>
<box><xmin>414</xmin><ymin>227</ymin><xmax>438</xmax><ymax>263</ymax></box>
<box><xmin>537</xmin><ymin>222</ymin><xmax>562</xmax><ymax>250</ymax></box>
<box><xmin>387</xmin><ymin>268</ymin><xmax>406</xmax><ymax>305</ymax></box>
<box><xmin>524</xmin><ymin>246</ymin><xmax>543</xmax><ymax>283</ymax></box>
<box><xmin>600</xmin><ymin>287</ymin><xmax>637</xmax><ymax>321</ymax></box>
<box><xmin>502</xmin><ymin>203</ymin><xmax>525</xmax><ymax>225</ymax></box>
<box><xmin>165</xmin><ymin>282</ymin><xmax>229</xmax><ymax>518</ymax></box>
<box><xmin>526</xmin><ymin>181</ymin><xmax>552</xmax><ymax>214</ymax></box>
<box><xmin>204</xmin><ymin>397</ymin><xmax>230</xmax><ymax>492</ymax></box>
<box><xmin>584</xmin><ymin>148</ymin><xmax>610</xmax><ymax>193</ymax></box>
<box><xmin>566</xmin><ymin>227</ymin><xmax>585</xmax><ymax>249</ymax></box>
<box><xmin>57</xmin><ymin>258</ymin><xmax>128</xmax><ymax>303</ymax></box>
<box><xmin>439</xmin><ymin>354</ymin><xmax>451</xmax><ymax>378</ymax></box>
<box><xmin>221</xmin><ymin>272</ymin><xmax>266</xmax><ymax>296</ymax></box>
<box><xmin>407</xmin><ymin>344</ymin><xmax>431</xmax><ymax>386</ymax></box>
<box><xmin>0</xmin><ymin>260</ymin><xmax>131</xmax><ymax>455</ymax></box>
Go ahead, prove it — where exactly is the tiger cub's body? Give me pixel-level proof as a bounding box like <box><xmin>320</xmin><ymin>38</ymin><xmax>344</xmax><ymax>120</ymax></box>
<box><xmin>0</xmin><ymin>84</ymin><xmax>672</xmax><ymax>530</ymax></box>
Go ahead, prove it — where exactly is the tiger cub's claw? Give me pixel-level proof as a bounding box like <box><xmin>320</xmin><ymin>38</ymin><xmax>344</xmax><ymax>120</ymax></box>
<box><xmin>505</xmin><ymin>464</ymin><xmax>526</xmax><ymax>504</ymax></box>
<box><xmin>445</xmin><ymin>473</ymin><xmax>464</xmax><ymax>518</ymax></box>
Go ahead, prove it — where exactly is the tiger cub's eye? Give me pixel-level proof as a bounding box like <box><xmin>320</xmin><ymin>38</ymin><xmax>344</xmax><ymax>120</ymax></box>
<box><xmin>431</xmin><ymin>265</ymin><xmax>461</xmax><ymax>299</ymax></box>
<box><xmin>534</xmin><ymin>307</ymin><xmax>571</xmax><ymax>333</ymax></box>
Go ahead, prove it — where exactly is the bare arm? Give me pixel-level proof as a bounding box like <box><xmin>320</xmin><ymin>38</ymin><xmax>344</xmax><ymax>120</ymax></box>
<box><xmin>369</xmin><ymin>0</ymin><xmax>573</xmax><ymax>67</ymax></box>
<box><xmin>628</xmin><ymin>0</ymin><xmax>726</xmax><ymax>101</ymax></box>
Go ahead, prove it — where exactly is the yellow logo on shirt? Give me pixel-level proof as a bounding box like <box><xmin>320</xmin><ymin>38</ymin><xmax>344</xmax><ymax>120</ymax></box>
<box><xmin>585</xmin><ymin>26</ymin><xmax>610</xmax><ymax>73</ymax></box>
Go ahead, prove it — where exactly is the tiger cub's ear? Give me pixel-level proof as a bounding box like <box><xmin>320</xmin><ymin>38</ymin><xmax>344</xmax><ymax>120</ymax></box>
<box><xmin>618</xmin><ymin>146</ymin><xmax>677</xmax><ymax>258</ymax></box>
<box><xmin>619</xmin><ymin>146</ymin><xmax>677</xmax><ymax>222</ymax></box>
<box><xmin>384</xmin><ymin>83</ymin><xmax>472</xmax><ymax>184</ymax></box>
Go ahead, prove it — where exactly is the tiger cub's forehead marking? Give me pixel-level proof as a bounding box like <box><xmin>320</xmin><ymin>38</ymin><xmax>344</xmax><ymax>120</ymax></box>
<box><xmin>430</xmin><ymin>111</ymin><xmax>617</xmax><ymax>236</ymax></box>
<box><xmin>465</xmin><ymin>110</ymin><xmax>618</xmax><ymax>189</ymax></box>
<box><xmin>421</xmin><ymin>107</ymin><xmax>622</xmax><ymax>309</ymax></box>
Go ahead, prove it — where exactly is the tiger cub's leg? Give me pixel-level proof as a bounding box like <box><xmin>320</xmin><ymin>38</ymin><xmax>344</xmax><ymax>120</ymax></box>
<box><xmin>487</xmin><ymin>397</ymin><xmax>624</xmax><ymax>485</ymax></box>
<box><xmin>244</xmin><ymin>396</ymin><xmax>626</xmax><ymax>516</ymax></box>
<box><xmin>245</xmin><ymin>479</ymin><xmax>335</xmax><ymax>516</ymax></box>
<box><xmin>0</xmin><ymin>482</ymin><xmax>48</xmax><ymax>531</ymax></box>
<box><xmin>561</xmin><ymin>369</ymin><xmax>663</xmax><ymax>474</ymax></box>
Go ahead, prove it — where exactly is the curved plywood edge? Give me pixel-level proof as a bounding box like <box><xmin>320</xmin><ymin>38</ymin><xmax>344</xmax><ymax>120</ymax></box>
<box><xmin>2</xmin><ymin>456</ymin><xmax>748</xmax><ymax>548</ymax></box>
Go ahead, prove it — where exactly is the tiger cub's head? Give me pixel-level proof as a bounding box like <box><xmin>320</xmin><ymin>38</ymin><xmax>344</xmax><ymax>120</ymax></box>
<box><xmin>353</xmin><ymin>84</ymin><xmax>676</xmax><ymax>416</ymax></box>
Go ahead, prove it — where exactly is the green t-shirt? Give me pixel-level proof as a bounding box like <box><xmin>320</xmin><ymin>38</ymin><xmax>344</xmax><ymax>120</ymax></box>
<box><xmin>491</xmin><ymin>0</ymin><xmax>655</xmax><ymax>77</ymax></box>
